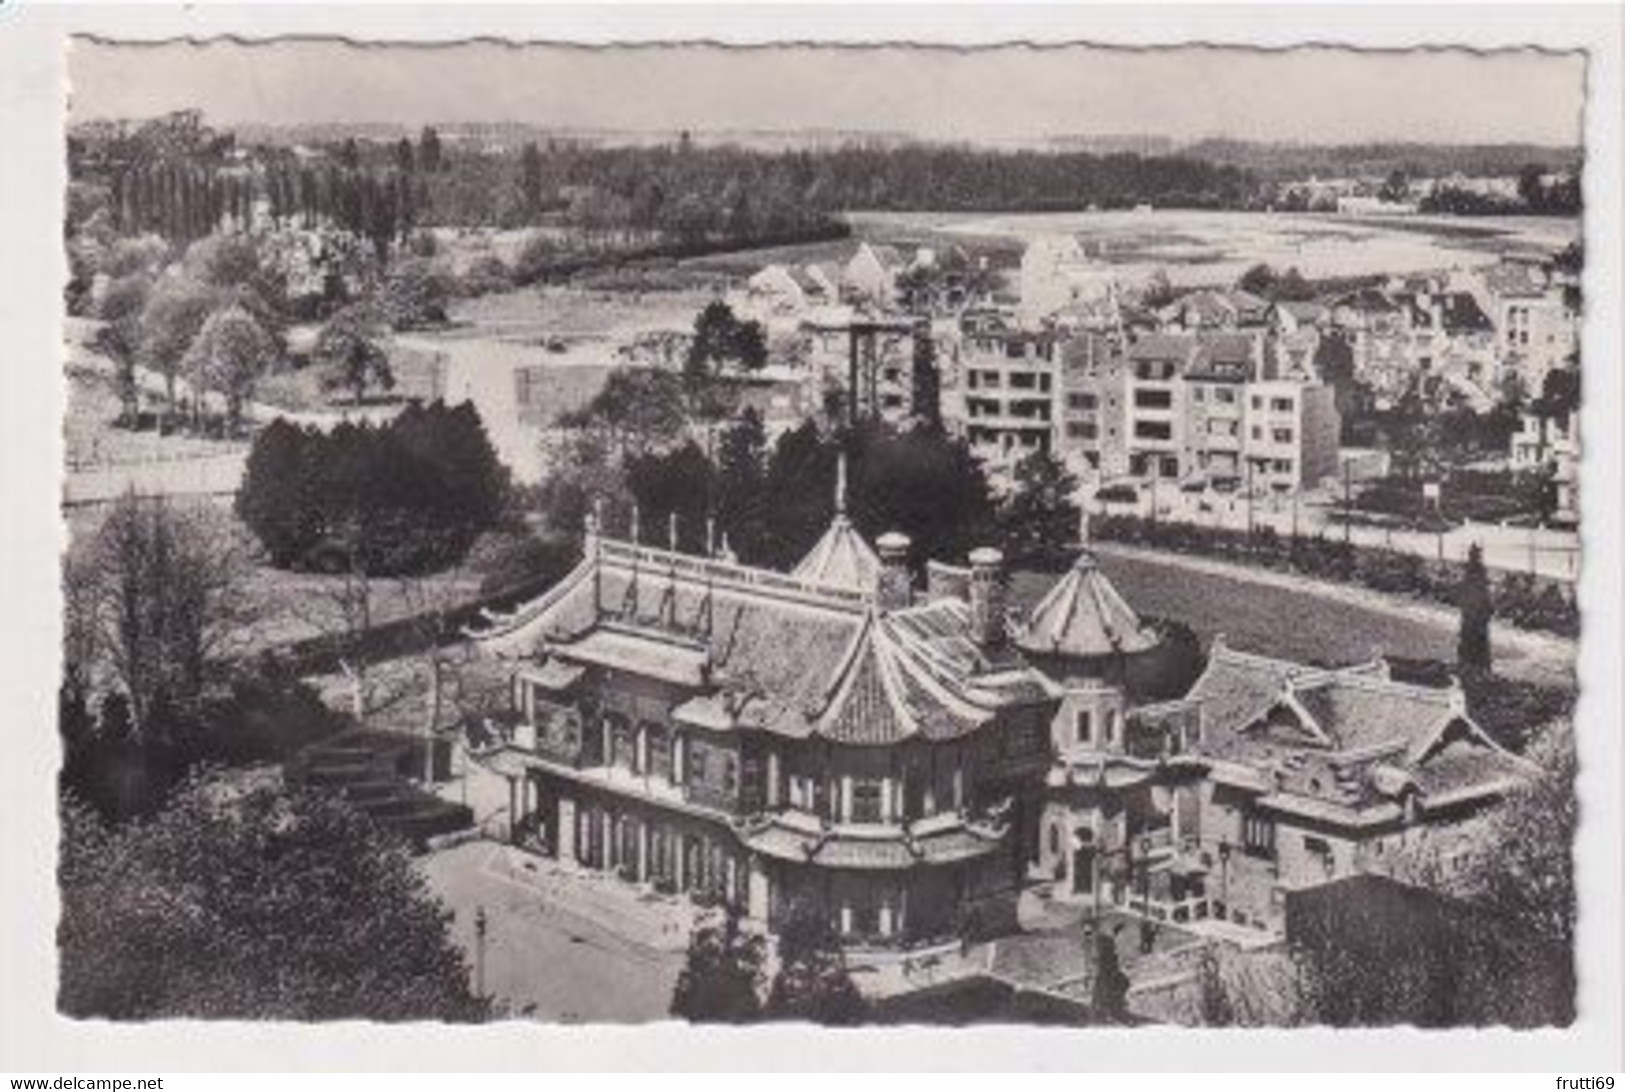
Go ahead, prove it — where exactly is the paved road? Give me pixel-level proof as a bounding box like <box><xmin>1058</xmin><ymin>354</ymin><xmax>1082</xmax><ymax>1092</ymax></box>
<box><xmin>419</xmin><ymin>841</ymin><xmax>684</xmax><ymax>1023</ymax></box>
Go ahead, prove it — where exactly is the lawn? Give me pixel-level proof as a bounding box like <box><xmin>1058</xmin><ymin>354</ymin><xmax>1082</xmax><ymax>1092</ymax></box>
<box><xmin>1011</xmin><ymin>551</ymin><xmax>1569</xmax><ymax>689</ymax></box>
<box><xmin>65</xmin><ymin>367</ymin><xmax>248</xmax><ymax>471</ymax></box>
<box><xmin>448</xmin><ymin>284</ymin><xmax>713</xmax><ymax>341</ymax></box>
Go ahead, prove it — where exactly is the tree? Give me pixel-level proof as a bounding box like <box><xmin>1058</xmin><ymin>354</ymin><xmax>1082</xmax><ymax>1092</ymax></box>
<box><xmin>713</xmin><ymin>407</ymin><xmax>770</xmax><ymax>557</ymax></box>
<box><xmin>59</xmin><ymin>773</ymin><xmax>488</xmax><ymax>1021</ymax></box>
<box><xmin>998</xmin><ymin>448</ymin><xmax>1080</xmax><ymax>564</ymax></box>
<box><xmin>235</xmin><ymin>418</ymin><xmax>319</xmax><ymax>566</ymax></box>
<box><xmin>68</xmin><ymin>494</ymin><xmax>252</xmax><ymax>738</ymax></box>
<box><xmin>136</xmin><ymin>273</ymin><xmax>218</xmax><ymax>423</ymax></box>
<box><xmin>564</xmin><ymin>366</ymin><xmax>689</xmax><ymax>455</ymax></box>
<box><xmin>1237</xmin><ymin>263</ymin><xmax>1277</xmax><ymax>298</ymax></box>
<box><xmin>1456</xmin><ymin>723</ymin><xmax>1576</xmax><ymax>959</ymax></box>
<box><xmin>1518</xmin><ymin>164</ymin><xmax>1549</xmax><ymax>211</ymax></box>
<box><xmin>315</xmin><ymin>304</ymin><xmax>395</xmax><ymax>405</ymax></box>
<box><xmin>669</xmin><ymin>911</ymin><xmax>765</xmax><ymax>1022</ymax></box>
<box><xmin>911</xmin><ymin>331</ymin><xmax>943</xmax><ymax>431</ymax></box>
<box><xmin>625</xmin><ymin>441</ymin><xmax>714</xmax><ymax>552</ymax></box>
<box><xmin>519</xmin><ymin>141</ymin><xmax>544</xmax><ymax>220</ymax></box>
<box><xmin>1379</xmin><ymin>168</ymin><xmax>1411</xmax><ymax>204</ymax></box>
<box><xmin>418</xmin><ymin>126</ymin><xmax>442</xmax><ymax>173</ymax></box>
<box><xmin>686</xmin><ymin>300</ymin><xmax>765</xmax><ymax>378</ymax></box>
<box><xmin>182</xmin><ymin>305</ymin><xmax>278</xmax><ymax>431</ymax></box>
<box><xmin>1090</xmin><ymin>928</ymin><xmax>1131</xmax><ymax>1023</ymax></box>
<box><xmin>376</xmin><ymin>258</ymin><xmax>452</xmax><ymax>330</ymax></box>
<box><xmin>1456</xmin><ymin>542</ymin><xmax>1493</xmax><ymax>673</ymax></box>
<box><xmin>763</xmin><ymin>905</ymin><xmax>867</xmax><ymax>1025</ymax></box>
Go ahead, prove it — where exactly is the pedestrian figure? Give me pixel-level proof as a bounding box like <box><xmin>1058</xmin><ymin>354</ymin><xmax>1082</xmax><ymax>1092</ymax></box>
<box><xmin>1140</xmin><ymin>918</ymin><xmax>1158</xmax><ymax>955</ymax></box>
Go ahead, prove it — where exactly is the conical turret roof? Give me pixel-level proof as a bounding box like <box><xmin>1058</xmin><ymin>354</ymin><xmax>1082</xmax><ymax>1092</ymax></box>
<box><xmin>1015</xmin><ymin>551</ymin><xmax>1159</xmax><ymax>659</ymax></box>
<box><xmin>790</xmin><ymin>451</ymin><xmax>882</xmax><ymax>592</ymax></box>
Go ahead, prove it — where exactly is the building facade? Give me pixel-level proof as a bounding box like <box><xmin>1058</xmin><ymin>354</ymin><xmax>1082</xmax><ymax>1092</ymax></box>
<box><xmin>470</xmin><ymin>507</ymin><xmax>1059</xmax><ymax>947</ymax></box>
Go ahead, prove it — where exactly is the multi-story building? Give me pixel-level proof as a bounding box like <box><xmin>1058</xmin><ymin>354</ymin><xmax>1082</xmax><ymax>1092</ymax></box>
<box><xmin>470</xmin><ymin>496</ymin><xmax>1059</xmax><ymax>947</ymax></box>
<box><xmin>1242</xmin><ymin>379</ymin><xmax>1340</xmax><ymax>491</ymax></box>
<box><xmin>945</xmin><ymin>324</ymin><xmax>1062</xmax><ymax>471</ymax></box>
<box><xmin>1180</xmin><ymin>335</ymin><xmax>1254</xmax><ymax>484</ymax></box>
<box><xmin>1122</xmin><ymin>334</ymin><xmax>1197</xmax><ymax>481</ymax></box>
<box><xmin>1465</xmin><ymin>262</ymin><xmax>1576</xmax><ymax>395</ymax></box>
<box><xmin>1057</xmin><ymin>332</ymin><xmax>1128</xmax><ymax>482</ymax></box>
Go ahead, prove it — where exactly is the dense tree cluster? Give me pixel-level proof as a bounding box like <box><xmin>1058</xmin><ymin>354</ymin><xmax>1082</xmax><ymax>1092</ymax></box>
<box><xmin>235</xmin><ymin>402</ymin><xmax>511</xmax><ymax>575</ymax></box>
<box><xmin>60</xmin><ymin>773</ymin><xmax>487</xmax><ymax>1021</ymax></box>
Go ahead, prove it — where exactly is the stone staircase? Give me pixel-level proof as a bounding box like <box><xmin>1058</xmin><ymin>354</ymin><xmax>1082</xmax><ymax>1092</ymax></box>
<box><xmin>288</xmin><ymin>730</ymin><xmax>474</xmax><ymax>847</ymax></box>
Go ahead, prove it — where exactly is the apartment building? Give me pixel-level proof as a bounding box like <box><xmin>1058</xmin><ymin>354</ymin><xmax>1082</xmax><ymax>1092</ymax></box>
<box><xmin>1243</xmin><ymin>379</ymin><xmax>1341</xmax><ymax>491</ymax></box>
<box><xmin>946</xmin><ymin>323</ymin><xmax>1063</xmax><ymax>471</ymax></box>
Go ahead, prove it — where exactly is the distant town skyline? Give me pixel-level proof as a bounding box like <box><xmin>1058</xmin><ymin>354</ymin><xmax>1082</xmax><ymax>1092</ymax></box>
<box><xmin>69</xmin><ymin>39</ymin><xmax>1585</xmax><ymax>147</ymax></box>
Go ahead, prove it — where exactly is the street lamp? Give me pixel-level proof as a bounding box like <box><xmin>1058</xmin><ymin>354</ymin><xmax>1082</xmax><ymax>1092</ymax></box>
<box><xmin>474</xmin><ymin>904</ymin><xmax>489</xmax><ymax>1000</ymax></box>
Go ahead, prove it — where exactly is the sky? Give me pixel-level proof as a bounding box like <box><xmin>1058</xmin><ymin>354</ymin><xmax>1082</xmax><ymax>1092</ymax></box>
<box><xmin>68</xmin><ymin>38</ymin><xmax>1586</xmax><ymax>146</ymax></box>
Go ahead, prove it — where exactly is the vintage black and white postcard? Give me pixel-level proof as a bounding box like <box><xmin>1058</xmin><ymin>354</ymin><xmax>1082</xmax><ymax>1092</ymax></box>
<box><xmin>2</xmin><ymin>1</ymin><xmax>1621</xmax><ymax>1075</ymax></box>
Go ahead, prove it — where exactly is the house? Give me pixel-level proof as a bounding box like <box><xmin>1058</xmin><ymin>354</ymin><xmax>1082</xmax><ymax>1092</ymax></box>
<box><xmin>844</xmin><ymin>242</ymin><xmax>907</xmax><ymax>306</ymax></box>
<box><xmin>1037</xmin><ymin>631</ymin><xmax>1532</xmax><ymax>935</ymax></box>
<box><xmin>1019</xmin><ymin>235</ymin><xmax>1117</xmax><ymax>321</ymax></box>
<box><xmin>468</xmin><ymin>496</ymin><xmax>1060</xmax><ymax>947</ymax></box>
<box><xmin>1511</xmin><ymin>402</ymin><xmax>1580</xmax><ymax>523</ymax></box>
<box><xmin>1158</xmin><ymin>289</ymin><xmax>1271</xmax><ymax>332</ymax></box>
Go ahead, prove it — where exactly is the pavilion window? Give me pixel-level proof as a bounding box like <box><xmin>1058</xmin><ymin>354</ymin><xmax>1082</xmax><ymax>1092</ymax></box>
<box><xmin>1243</xmin><ymin>812</ymin><xmax>1276</xmax><ymax>860</ymax></box>
<box><xmin>646</xmin><ymin>724</ymin><xmax>672</xmax><ymax>782</ymax></box>
<box><xmin>851</xmin><ymin>779</ymin><xmax>884</xmax><ymax>824</ymax></box>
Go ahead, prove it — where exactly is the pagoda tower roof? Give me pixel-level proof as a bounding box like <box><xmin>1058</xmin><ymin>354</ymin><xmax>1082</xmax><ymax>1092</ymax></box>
<box><xmin>1014</xmin><ymin>551</ymin><xmax>1159</xmax><ymax>659</ymax></box>
<box><xmin>790</xmin><ymin>452</ymin><xmax>882</xmax><ymax>592</ymax></box>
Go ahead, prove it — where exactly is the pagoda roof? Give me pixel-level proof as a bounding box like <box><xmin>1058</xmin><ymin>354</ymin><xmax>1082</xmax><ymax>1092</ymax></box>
<box><xmin>790</xmin><ymin>514</ymin><xmax>882</xmax><ymax>592</ymax></box>
<box><xmin>1013</xmin><ymin>551</ymin><xmax>1160</xmax><ymax>659</ymax></box>
<box><xmin>472</xmin><ymin>534</ymin><xmax>1055</xmax><ymax>747</ymax></box>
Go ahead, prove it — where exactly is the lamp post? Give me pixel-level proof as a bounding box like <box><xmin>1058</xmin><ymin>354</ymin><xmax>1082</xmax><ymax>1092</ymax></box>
<box><xmin>474</xmin><ymin>905</ymin><xmax>489</xmax><ymax>1000</ymax></box>
<box><xmin>1217</xmin><ymin>839</ymin><xmax>1232</xmax><ymax>922</ymax></box>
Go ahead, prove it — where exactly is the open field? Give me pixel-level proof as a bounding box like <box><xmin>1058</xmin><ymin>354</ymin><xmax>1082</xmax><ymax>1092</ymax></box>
<box><xmin>845</xmin><ymin>208</ymin><xmax>1579</xmax><ymax>288</ymax></box>
<box><xmin>65</xmin><ymin>367</ymin><xmax>248</xmax><ymax>471</ymax></box>
<box><xmin>448</xmin><ymin>283</ymin><xmax>713</xmax><ymax>341</ymax></box>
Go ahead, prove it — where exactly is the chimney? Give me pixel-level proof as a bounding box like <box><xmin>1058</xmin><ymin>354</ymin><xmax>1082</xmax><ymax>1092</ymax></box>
<box><xmin>968</xmin><ymin>546</ymin><xmax>1008</xmax><ymax>647</ymax></box>
<box><xmin>875</xmin><ymin>531</ymin><xmax>913</xmax><ymax>610</ymax></box>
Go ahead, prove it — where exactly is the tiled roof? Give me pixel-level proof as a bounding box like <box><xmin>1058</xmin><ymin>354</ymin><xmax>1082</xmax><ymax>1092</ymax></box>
<box><xmin>1180</xmin><ymin>639</ymin><xmax>1529</xmax><ymax>813</ymax></box>
<box><xmin>739</xmin><ymin>819</ymin><xmax>1005</xmax><ymax>870</ymax></box>
<box><xmin>1183</xmin><ymin>639</ymin><xmax>1327</xmax><ymax>753</ymax></box>
<box><xmin>478</xmin><ymin>536</ymin><xmax>1057</xmax><ymax>747</ymax></box>
<box><xmin>791</xmin><ymin>515</ymin><xmax>882</xmax><ymax>591</ymax></box>
<box><xmin>1333</xmin><ymin>287</ymin><xmax>1401</xmax><ymax>314</ymax></box>
<box><xmin>1288</xmin><ymin>673</ymin><xmax>1458</xmax><ymax>755</ymax></box>
<box><xmin>1015</xmin><ymin>551</ymin><xmax>1160</xmax><ymax>659</ymax></box>
<box><xmin>1481</xmin><ymin>264</ymin><xmax>1547</xmax><ymax>298</ymax></box>
<box><xmin>1127</xmin><ymin>333</ymin><xmax>1200</xmax><ymax>362</ymax></box>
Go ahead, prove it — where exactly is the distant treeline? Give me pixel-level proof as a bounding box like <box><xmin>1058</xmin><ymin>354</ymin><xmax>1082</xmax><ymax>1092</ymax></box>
<box><xmin>1183</xmin><ymin>139</ymin><xmax>1584</xmax><ymax>184</ymax></box>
